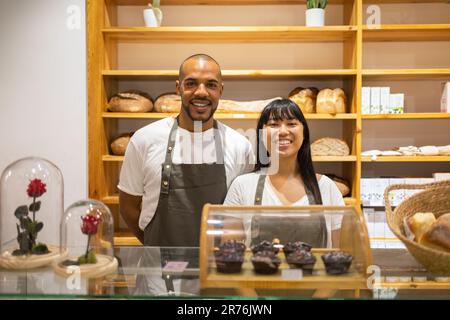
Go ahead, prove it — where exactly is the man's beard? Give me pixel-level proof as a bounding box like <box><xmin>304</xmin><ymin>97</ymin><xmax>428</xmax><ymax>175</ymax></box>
<box><xmin>182</xmin><ymin>103</ymin><xmax>217</xmax><ymax>123</ymax></box>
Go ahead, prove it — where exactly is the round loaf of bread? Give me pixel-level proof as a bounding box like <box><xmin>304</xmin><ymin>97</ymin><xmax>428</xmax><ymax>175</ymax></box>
<box><xmin>406</xmin><ymin>212</ymin><xmax>436</xmax><ymax>242</ymax></box>
<box><xmin>288</xmin><ymin>87</ymin><xmax>318</xmax><ymax>114</ymax></box>
<box><xmin>154</xmin><ymin>93</ymin><xmax>182</xmax><ymax>113</ymax></box>
<box><xmin>110</xmin><ymin>133</ymin><xmax>133</xmax><ymax>156</ymax></box>
<box><xmin>311</xmin><ymin>137</ymin><xmax>350</xmax><ymax>156</ymax></box>
<box><xmin>107</xmin><ymin>90</ymin><xmax>153</xmax><ymax>112</ymax></box>
<box><xmin>419</xmin><ymin>213</ymin><xmax>450</xmax><ymax>252</ymax></box>
<box><xmin>326</xmin><ymin>174</ymin><xmax>350</xmax><ymax>196</ymax></box>
<box><xmin>316</xmin><ymin>88</ymin><xmax>347</xmax><ymax>114</ymax></box>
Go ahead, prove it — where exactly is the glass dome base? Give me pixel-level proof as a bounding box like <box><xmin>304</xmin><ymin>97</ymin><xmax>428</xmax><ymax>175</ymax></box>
<box><xmin>53</xmin><ymin>255</ymin><xmax>118</xmax><ymax>279</ymax></box>
<box><xmin>0</xmin><ymin>245</ymin><xmax>68</xmax><ymax>270</ymax></box>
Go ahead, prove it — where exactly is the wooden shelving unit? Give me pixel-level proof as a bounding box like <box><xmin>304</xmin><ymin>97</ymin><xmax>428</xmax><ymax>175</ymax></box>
<box><xmin>88</xmin><ymin>0</ymin><xmax>450</xmax><ymax>245</ymax></box>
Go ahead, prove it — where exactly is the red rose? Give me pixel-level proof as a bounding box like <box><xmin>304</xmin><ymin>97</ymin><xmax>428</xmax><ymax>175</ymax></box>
<box><xmin>27</xmin><ymin>179</ymin><xmax>47</xmax><ymax>198</ymax></box>
<box><xmin>81</xmin><ymin>214</ymin><xmax>101</xmax><ymax>235</ymax></box>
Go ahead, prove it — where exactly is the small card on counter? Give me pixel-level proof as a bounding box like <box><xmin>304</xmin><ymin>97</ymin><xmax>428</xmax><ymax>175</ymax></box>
<box><xmin>281</xmin><ymin>268</ymin><xmax>303</xmax><ymax>280</ymax></box>
<box><xmin>163</xmin><ymin>261</ymin><xmax>189</xmax><ymax>273</ymax></box>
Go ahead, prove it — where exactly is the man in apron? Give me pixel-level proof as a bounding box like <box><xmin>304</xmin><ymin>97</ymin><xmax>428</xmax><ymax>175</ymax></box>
<box><xmin>118</xmin><ymin>54</ymin><xmax>254</xmax><ymax>295</ymax></box>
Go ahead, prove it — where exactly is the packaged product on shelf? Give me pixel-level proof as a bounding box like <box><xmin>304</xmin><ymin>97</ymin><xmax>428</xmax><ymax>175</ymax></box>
<box><xmin>441</xmin><ymin>82</ymin><xmax>450</xmax><ymax>113</ymax></box>
<box><xmin>388</xmin><ymin>178</ymin><xmax>406</xmax><ymax>206</ymax></box>
<box><xmin>389</xmin><ymin>93</ymin><xmax>404</xmax><ymax>114</ymax></box>
<box><xmin>433</xmin><ymin>172</ymin><xmax>450</xmax><ymax>181</ymax></box>
<box><xmin>370</xmin><ymin>87</ymin><xmax>381</xmax><ymax>114</ymax></box>
<box><xmin>372</xmin><ymin>178</ymin><xmax>390</xmax><ymax>206</ymax></box>
<box><xmin>380</xmin><ymin>87</ymin><xmax>390</xmax><ymax>114</ymax></box>
<box><xmin>361</xmin><ymin>87</ymin><xmax>371</xmax><ymax>114</ymax></box>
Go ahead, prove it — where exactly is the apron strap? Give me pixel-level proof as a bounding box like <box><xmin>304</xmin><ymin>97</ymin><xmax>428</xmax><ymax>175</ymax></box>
<box><xmin>254</xmin><ymin>174</ymin><xmax>266</xmax><ymax>205</ymax></box>
<box><xmin>160</xmin><ymin>118</ymin><xmax>224</xmax><ymax>195</ymax></box>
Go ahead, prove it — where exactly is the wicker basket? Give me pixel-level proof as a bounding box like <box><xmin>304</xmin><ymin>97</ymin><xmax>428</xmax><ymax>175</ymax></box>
<box><xmin>384</xmin><ymin>180</ymin><xmax>450</xmax><ymax>275</ymax></box>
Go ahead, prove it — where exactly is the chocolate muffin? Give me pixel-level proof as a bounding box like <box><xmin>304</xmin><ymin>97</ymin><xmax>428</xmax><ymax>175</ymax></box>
<box><xmin>214</xmin><ymin>240</ymin><xmax>246</xmax><ymax>274</ymax></box>
<box><xmin>283</xmin><ymin>241</ymin><xmax>312</xmax><ymax>258</ymax></box>
<box><xmin>321</xmin><ymin>251</ymin><xmax>353</xmax><ymax>275</ymax></box>
<box><xmin>251</xmin><ymin>250</ymin><xmax>281</xmax><ymax>275</ymax></box>
<box><xmin>251</xmin><ymin>240</ymin><xmax>280</xmax><ymax>255</ymax></box>
<box><xmin>286</xmin><ymin>250</ymin><xmax>317</xmax><ymax>274</ymax></box>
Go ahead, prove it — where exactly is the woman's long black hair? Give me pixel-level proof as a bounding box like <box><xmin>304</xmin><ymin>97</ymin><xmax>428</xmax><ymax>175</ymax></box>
<box><xmin>255</xmin><ymin>98</ymin><xmax>323</xmax><ymax>204</ymax></box>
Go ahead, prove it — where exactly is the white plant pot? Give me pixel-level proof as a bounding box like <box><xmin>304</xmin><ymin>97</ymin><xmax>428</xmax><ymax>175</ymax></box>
<box><xmin>306</xmin><ymin>8</ymin><xmax>325</xmax><ymax>27</ymax></box>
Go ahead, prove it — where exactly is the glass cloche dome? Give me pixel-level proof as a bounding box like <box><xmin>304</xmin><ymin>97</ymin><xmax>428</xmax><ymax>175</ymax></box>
<box><xmin>0</xmin><ymin>157</ymin><xmax>66</xmax><ymax>269</ymax></box>
<box><xmin>54</xmin><ymin>199</ymin><xmax>118</xmax><ymax>278</ymax></box>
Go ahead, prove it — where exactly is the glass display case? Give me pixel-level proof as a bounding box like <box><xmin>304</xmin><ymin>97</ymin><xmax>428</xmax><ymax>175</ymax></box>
<box><xmin>53</xmin><ymin>199</ymin><xmax>118</xmax><ymax>279</ymax></box>
<box><xmin>199</xmin><ymin>205</ymin><xmax>372</xmax><ymax>294</ymax></box>
<box><xmin>0</xmin><ymin>157</ymin><xmax>66</xmax><ymax>270</ymax></box>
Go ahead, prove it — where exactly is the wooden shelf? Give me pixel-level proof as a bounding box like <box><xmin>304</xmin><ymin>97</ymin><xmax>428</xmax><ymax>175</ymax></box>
<box><xmin>104</xmin><ymin>195</ymin><xmax>357</xmax><ymax>206</ymax></box>
<box><xmin>102</xmin><ymin>69</ymin><xmax>357</xmax><ymax>78</ymax></box>
<box><xmin>362</xmin><ymin>156</ymin><xmax>450</xmax><ymax>162</ymax></box>
<box><xmin>362</xmin><ymin>69</ymin><xmax>450</xmax><ymax>80</ymax></box>
<box><xmin>102</xmin><ymin>26</ymin><xmax>357</xmax><ymax>42</ymax></box>
<box><xmin>103</xmin><ymin>155</ymin><xmax>358</xmax><ymax>162</ymax></box>
<box><xmin>363</xmin><ymin>24</ymin><xmax>450</xmax><ymax>42</ymax></box>
<box><xmin>111</xmin><ymin>0</ymin><xmax>351</xmax><ymax>5</ymax></box>
<box><xmin>362</xmin><ymin>113</ymin><xmax>450</xmax><ymax>119</ymax></box>
<box><xmin>102</xmin><ymin>112</ymin><xmax>358</xmax><ymax>120</ymax></box>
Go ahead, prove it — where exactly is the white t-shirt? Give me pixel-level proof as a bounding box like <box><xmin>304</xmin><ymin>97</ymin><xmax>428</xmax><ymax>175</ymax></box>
<box><xmin>223</xmin><ymin>171</ymin><xmax>345</xmax><ymax>247</ymax></box>
<box><xmin>118</xmin><ymin>117</ymin><xmax>254</xmax><ymax>230</ymax></box>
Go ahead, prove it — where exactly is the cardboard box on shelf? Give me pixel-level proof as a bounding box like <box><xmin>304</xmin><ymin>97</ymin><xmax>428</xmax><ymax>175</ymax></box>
<box><xmin>362</xmin><ymin>87</ymin><xmax>371</xmax><ymax>114</ymax></box>
<box><xmin>380</xmin><ymin>87</ymin><xmax>390</xmax><ymax>114</ymax></box>
<box><xmin>441</xmin><ymin>82</ymin><xmax>450</xmax><ymax>113</ymax></box>
<box><xmin>389</xmin><ymin>93</ymin><xmax>404</xmax><ymax>114</ymax></box>
<box><xmin>370</xmin><ymin>87</ymin><xmax>381</xmax><ymax>114</ymax></box>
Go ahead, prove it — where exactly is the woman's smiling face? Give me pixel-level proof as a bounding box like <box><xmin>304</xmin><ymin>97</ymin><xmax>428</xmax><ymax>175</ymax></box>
<box><xmin>263</xmin><ymin>116</ymin><xmax>304</xmax><ymax>159</ymax></box>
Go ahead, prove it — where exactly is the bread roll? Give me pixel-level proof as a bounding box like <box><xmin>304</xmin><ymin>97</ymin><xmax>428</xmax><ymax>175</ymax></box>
<box><xmin>316</xmin><ymin>88</ymin><xmax>347</xmax><ymax>114</ymax></box>
<box><xmin>217</xmin><ymin>97</ymin><xmax>281</xmax><ymax>113</ymax></box>
<box><xmin>405</xmin><ymin>212</ymin><xmax>436</xmax><ymax>242</ymax></box>
<box><xmin>311</xmin><ymin>138</ymin><xmax>350</xmax><ymax>156</ymax></box>
<box><xmin>288</xmin><ymin>87</ymin><xmax>318</xmax><ymax>114</ymax></box>
<box><xmin>154</xmin><ymin>93</ymin><xmax>182</xmax><ymax>113</ymax></box>
<box><xmin>107</xmin><ymin>90</ymin><xmax>153</xmax><ymax>112</ymax></box>
<box><xmin>110</xmin><ymin>133</ymin><xmax>133</xmax><ymax>156</ymax></box>
<box><xmin>420</xmin><ymin>213</ymin><xmax>450</xmax><ymax>252</ymax></box>
<box><xmin>326</xmin><ymin>174</ymin><xmax>350</xmax><ymax>196</ymax></box>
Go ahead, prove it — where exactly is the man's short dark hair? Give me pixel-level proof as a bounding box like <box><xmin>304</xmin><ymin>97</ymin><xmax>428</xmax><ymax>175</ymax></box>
<box><xmin>178</xmin><ymin>54</ymin><xmax>222</xmax><ymax>81</ymax></box>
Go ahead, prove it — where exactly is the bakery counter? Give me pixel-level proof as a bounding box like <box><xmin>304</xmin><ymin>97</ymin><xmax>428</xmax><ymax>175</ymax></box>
<box><xmin>0</xmin><ymin>247</ymin><xmax>449</xmax><ymax>299</ymax></box>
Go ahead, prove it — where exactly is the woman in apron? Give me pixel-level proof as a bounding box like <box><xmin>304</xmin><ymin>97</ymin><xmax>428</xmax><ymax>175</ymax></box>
<box><xmin>224</xmin><ymin>99</ymin><xmax>345</xmax><ymax>248</ymax></box>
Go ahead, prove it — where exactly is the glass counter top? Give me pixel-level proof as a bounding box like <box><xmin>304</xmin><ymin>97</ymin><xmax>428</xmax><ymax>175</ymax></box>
<box><xmin>0</xmin><ymin>247</ymin><xmax>449</xmax><ymax>300</ymax></box>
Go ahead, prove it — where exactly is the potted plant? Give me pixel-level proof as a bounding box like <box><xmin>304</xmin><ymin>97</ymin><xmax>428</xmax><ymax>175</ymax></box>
<box><xmin>306</xmin><ymin>0</ymin><xmax>327</xmax><ymax>27</ymax></box>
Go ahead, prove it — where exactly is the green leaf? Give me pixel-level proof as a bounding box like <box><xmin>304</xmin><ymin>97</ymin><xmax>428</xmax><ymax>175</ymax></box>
<box><xmin>20</xmin><ymin>217</ymin><xmax>32</xmax><ymax>230</ymax></box>
<box><xmin>29</xmin><ymin>201</ymin><xmax>41</xmax><ymax>212</ymax></box>
<box><xmin>31</xmin><ymin>243</ymin><xmax>49</xmax><ymax>255</ymax></box>
<box><xmin>17</xmin><ymin>231</ymin><xmax>30</xmax><ymax>252</ymax></box>
<box><xmin>35</xmin><ymin>222</ymin><xmax>44</xmax><ymax>233</ymax></box>
<box><xmin>320</xmin><ymin>0</ymin><xmax>327</xmax><ymax>9</ymax></box>
<box><xmin>14</xmin><ymin>205</ymin><xmax>28</xmax><ymax>219</ymax></box>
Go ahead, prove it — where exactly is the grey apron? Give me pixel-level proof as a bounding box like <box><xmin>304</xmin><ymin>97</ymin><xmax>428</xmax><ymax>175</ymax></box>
<box><xmin>144</xmin><ymin>118</ymin><xmax>227</xmax><ymax>248</ymax></box>
<box><xmin>250</xmin><ymin>174</ymin><xmax>328</xmax><ymax>248</ymax></box>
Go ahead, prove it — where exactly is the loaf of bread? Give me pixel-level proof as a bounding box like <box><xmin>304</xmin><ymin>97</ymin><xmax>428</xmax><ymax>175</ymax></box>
<box><xmin>154</xmin><ymin>93</ymin><xmax>182</xmax><ymax>113</ymax></box>
<box><xmin>405</xmin><ymin>212</ymin><xmax>436</xmax><ymax>242</ymax></box>
<box><xmin>107</xmin><ymin>90</ymin><xmax>153</xmax><ymax>112</ymax></box>
<box><xmin>217</xmin><ymin>97</ymin><xmax>282</xmax><ymax>113</ymax></box>
<box><xmin>110</xmin><ymin>133</ymin><xmax>133</xmax><ymax>156</ymax></box>
<box><xmin>419</xmin><ymin>213</ymin><xmax>450</xmax><ymax>252</ymax></box>
<box><xmin>326</xmin><ymin>174</ymin><xmax>350</xmax><ymax>196</ymax></box>
<box><xmin>311</xmin><ymin>138</ymin><xmax>350</xmax><ymax>156</ymax></box>
<box><xmin>316</xmin><ymin>88</ymin><xmax>347</xmax><ymax>114</ymax></box>
<box><xmin>288</xmin><ymin>87</ymin><xmax>318</xmax><ymax>114</ymax></box>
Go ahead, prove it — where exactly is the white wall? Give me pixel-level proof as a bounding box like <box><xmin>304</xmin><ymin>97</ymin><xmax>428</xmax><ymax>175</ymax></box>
<box><xmin>0</xmin><ymin>0</ymin><xmax>87</xmax><ymax>209</ymax></box>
